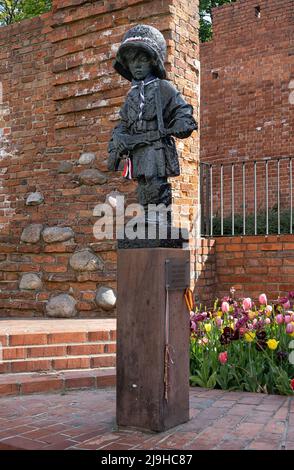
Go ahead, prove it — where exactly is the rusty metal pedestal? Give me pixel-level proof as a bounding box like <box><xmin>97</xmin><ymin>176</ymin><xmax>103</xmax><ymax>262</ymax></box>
<box><xmin>117</xmin><ymin>248</ymin><xmax>190</xmax><ymax>432</ymax></box>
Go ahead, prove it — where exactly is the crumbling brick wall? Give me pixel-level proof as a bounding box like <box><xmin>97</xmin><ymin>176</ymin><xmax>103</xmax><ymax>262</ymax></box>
<box><xmin>200</xmin><ymin>0</ymin><xmax>294</xmax><ymax>222</ymax></box>
<box><xmin>0</xmin><ymin>0</ymin><xmax>200</xmax><ymax>318</ymax></box>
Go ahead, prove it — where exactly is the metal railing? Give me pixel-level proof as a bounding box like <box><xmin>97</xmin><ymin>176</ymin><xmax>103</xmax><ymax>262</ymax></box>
<box><xmin>200</xmin><ymin>156</ymin><xmax>294</xmax><ymax>237</ymax></box>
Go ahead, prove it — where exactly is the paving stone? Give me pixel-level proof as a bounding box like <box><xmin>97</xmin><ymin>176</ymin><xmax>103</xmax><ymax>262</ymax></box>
<box><xmin>247</xmin><ymin>440</ymin><xmax>280</xmax><ymax>450</ymax></box>
<box><xmin>0</xmin><ymin>387</ymin><xmax>292</xmax><ymax>451</ymax></box>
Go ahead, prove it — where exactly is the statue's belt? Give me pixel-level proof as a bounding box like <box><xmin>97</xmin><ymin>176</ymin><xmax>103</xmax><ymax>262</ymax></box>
<box><xmin>114</xmin><ymin>130</ymin><xmax>171</xmax><ymax>150</ymax></box>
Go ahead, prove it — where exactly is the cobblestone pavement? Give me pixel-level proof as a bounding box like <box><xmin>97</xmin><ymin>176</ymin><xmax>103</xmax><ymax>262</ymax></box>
<box><xmin>0</xmin><ymin>387</ymin><xmax>293</xmax><ymax>450</ymax></box>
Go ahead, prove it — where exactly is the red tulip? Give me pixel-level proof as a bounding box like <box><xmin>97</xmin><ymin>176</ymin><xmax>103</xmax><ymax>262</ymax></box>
<box><xmin>218</xmin><ymin>351</ymin><xmax>228</xmax><ymax>365</ymax></box>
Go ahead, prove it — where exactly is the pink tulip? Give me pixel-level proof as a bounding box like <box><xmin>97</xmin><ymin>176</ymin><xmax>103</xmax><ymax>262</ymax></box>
<box><xmin>191</xmin><ymin>321</ymin><xmax>196</xmax><ymax>331</ymax></box>
<box><xmin>285</xmin><ymin>315</ymin><xmax>291</xmax><ymax>324</ymax></box>
<box><xmin>259</xmin><ymin>293</ymin><xmax>267</xmax><ymax>305</ymax></box>
<box><xmin>239</xmin><ymin>327</ymin><xmax>246</xmax><ymax>336</ymax></box>
<box><xmin>276</xmin><ymin>314</ymin><xmax>284</xmax><ymax>324</ymax></box>
<box><xmin>292</xmin><ymin>313</ymin><xmax>294</xmax><ymax>322</ymax></box>
<box><xmin>286</xmin><ymin>323</ymin><xmax>294</xmax><ymax>334</ymax></box>
<box><xmin>221</xmin><ymin>301</ymin><xmax>230</xmax><ymax>313</ymax></box>
<box><xmin>242</xmin><ymin>298</ymin><xmax>252</xmax><ymax>311</ymax></box>
<box><xmin>265</xmin><ymin>318</ymin><xmax>271</xmax><ymax>324</ymax></box>
<box><xmin>218</xmin><ymin>351</ymin><xmax>228</xmax><ymax>364</ymax></box>
<box><xmin>216</xmin><ymin>317</ymin><xmax>223</xmax><ymax>328</ymax></box>
<box><xmin>283</xmin><ymin>300</ymin><xmax>291</xmax><ymax>309</ymax></box>
<box><xmin>253</xmin><ymin>319</ymin><xmax>258</xmax><ymax>325</ymax></box>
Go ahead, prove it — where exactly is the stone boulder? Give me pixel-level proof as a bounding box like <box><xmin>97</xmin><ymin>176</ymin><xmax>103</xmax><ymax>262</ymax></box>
<box><xmin>78</xmin><ymin>152</ymin><xmax>95</xmax><ymax>165</ymax></box>
<box><xmin>46</xmin><ymin>294</ymin><xmax>77</xmax><ymax>318</ymax></box>
<box><xmin>19</xmin><ymin>273</ymin><xmax>42</xmax><ymax>290</ymax></box>
<box><xmin>57</xmin><ymin>161</ymin><xmax>73</xmax><ymax>174</ymax></box>
<box><xmin>26</xmin><ymin>191</ymin><xmax>44</xmax><ymax>206</ymax></box>
<box><xmin>42</xmin><ymin>226</ymin><xmax>74</xmax><ymax>243</ymax></box>
<box><xmin>78</xmin><ymin>169</ymin><xmax>107</xmax><ymax>186</ymax></box>
<box><xmin>69</xmin><ymin>248</ymin><xmax>104</xmax><ymax>272</ymax></box>
<box><xmin>21</xmin><ymin>224</ymin><xmax>43</xmax><ymax>243</ymax></box>
<box><xmin>95</xmin><ymin>286</ymin><xmax>117</xmax><ymax>311</ymax></box>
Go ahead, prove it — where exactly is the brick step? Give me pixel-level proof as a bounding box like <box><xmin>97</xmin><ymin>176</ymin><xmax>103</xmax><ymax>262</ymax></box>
<box><xmin>0</xmin><ymin>329</ymin><xmax>116</xmax><ymax>347</ymax></box>
<box><xmin>1</xmin><ymin>341</ymin><xmax>116</xmax><ymax>360</ymax></box>
<box><xmin>0</xmin><ymin>367</ymin><xmax>116</xmax><ymax>397</ymax></box>
<box><xmin>0</xmin><ymin>353</ymin><xmax>116</xmax><ymax>374</ymax></box>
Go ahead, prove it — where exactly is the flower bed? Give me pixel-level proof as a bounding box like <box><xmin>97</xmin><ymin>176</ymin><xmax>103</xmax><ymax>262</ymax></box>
<box><xmin>190</xmin><ymin>291</ymin><xmax>294</xmax><ymax>395</ymax></box>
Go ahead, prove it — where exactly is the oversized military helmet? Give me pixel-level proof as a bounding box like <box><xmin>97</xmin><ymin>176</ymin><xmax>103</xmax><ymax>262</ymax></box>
<box><xmin>114</xmin><ymin>24</ymin><xmax>167</xmax><ymax>82</ymax></box>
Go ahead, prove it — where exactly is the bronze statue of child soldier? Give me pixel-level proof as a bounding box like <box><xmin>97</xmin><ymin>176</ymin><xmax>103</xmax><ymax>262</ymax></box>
<box><xmin>108</xmin><ymin>24</ymin><xmax>197</xmax><ymax>225</ymax></box>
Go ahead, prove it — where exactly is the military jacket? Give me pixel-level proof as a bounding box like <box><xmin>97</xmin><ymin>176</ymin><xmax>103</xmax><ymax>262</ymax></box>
<box><xmin>108</xmin><ymin>78</ymin><xmax>197</xmax><ymax>178</ymax></box>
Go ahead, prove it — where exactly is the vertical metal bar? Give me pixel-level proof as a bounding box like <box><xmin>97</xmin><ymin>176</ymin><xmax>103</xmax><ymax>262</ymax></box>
<box><xmin>277</xmin><ymin>159</ymin><xmax>280</xmax><ymax>235</ymax></box>
<box><xmin>231</xmin><ymin>163</ymin><xmax>234</xmax><ymax>236</ymax></box>
<box><xmin>243</xmin><ymin>162</ymin><xmax>246</xmax><ymax>235</ymax></box>
<box><xmin>210</xmin><ymin>164</ymin><xmax>213</xmax><ymax>236</ymax></box>
<box><xmin>290</xmin><ymin>158</ymin><xmax>293</xmax><ymax>235</ymax></box>
<box><xmin>266</xmin><ymin>159</ymin><xmax>269</xmax><ymax>235</ymax></box>
<box><xmin>200</xmin><ymin>163</ymin><xmax>204</xmax><ymax>237</ymax></box>
<box><xmin>254</xmin><ymin>161</ymin><xmax>257</xmax><ymax>235</ymax></box>
<box><xmin>221</xmin><ymin>164</ymin><xmax>224</xmax><ymax>236</ymax></box>
<box><xmin>205</xmin><ymin>165</ymin><xmax>209</xmax><ymax>236</ymax></box>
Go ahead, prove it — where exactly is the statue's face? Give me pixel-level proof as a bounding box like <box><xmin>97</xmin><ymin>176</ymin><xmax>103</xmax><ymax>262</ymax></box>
<box><xmin>126</xmin><ymin>50</ymin><xmax>153</xmax><ymax>81</ymax></box>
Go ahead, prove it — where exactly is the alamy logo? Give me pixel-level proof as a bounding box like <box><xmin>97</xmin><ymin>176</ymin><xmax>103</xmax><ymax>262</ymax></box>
<box><xmin>92</xmin><ymin>195</ymin><xmax>200</xmax><ymax>243</ymax></box>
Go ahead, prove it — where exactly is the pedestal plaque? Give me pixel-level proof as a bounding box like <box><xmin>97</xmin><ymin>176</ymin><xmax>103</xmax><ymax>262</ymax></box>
<box><xmin>117</xmin><ymin>248</ymin><xmax>190</xmax><ymax>432</ymax></box>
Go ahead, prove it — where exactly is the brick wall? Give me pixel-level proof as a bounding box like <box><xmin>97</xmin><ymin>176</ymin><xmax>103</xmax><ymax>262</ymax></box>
<box><xmin>195</xmin><ymin>235</ymin><xmax>294</xmax><ymax>305</ymax></box>
<box><xmin>0</xmin><ymin>0</ymin><xmax>200</xmax><ymax>318</ymax></box>
<box><xmin>200</xmin><ymin>0</ymin><xmax>294</xmax><ymax>220</ymax></box>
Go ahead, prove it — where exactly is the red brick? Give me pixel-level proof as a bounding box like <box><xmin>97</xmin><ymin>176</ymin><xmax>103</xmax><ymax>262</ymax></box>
<box><xmin>27</xmin><ymin>345</ymin><xmax>67</xmax><ymax>358</ymax></box>
<box><xmin>10</xmin><ymin>359</ymin><xmax>52</xmax><ymax>373</ymax></box>
<box><xmin>0</xmin><ymin>383</ymin><xmax>19</xmax><ymax>396</ymax></box>
<box><xmin>20</xmin><ymin>378</ymin><xmax>63</xmax><ymax>395</ymax></box>
<box><xmin>64</xmin><ymin>375</ymin><xmax>95</xmax><ymax>390</ymax></box>
<box><xmin>91</xmin><ymin>355</ymin><xmax>116</xmax><ymax>368</ymax></box>
<box><xmin>0</xmin><ymin>335</ymin><xmax>8</xmax><ymax>347</ymax></box>
<box><xmin>9</xmin><ymin>334</ymin><xmax>48</xmax><ymax>346</ymax></box>
<box><xmin>88</xmin><ymin>331</ymin><xmax>110</xmax><ymax>342</ymax></box>
<box><xmin>52</xmin><ymin>357</ymin><xmax>91</xmax><ymax>370</ymax></box>
<box><xmin>67</xmin><ymin>344</ymin><xmax>105</xmax><ymax>355</ymax></box>
<box><xmin>3</xmin><ymin>347</ymin><xmax>26</xmax><ymax>360</ymax></box>
<box><xmin>48</xmin><ymin>332</ymin><xmax>87</xmax><ymax>344</ymax></box>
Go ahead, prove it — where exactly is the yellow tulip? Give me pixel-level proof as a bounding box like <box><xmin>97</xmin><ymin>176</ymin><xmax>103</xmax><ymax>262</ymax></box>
<box><xmin>267</xmin><ymin>339</ymin><xmax>279</xmax><ymax>350</ymax></box>
<box><xmin>204</xmin><ymin>323</ymin><xmax>212</xmax><ymax>333</ymax></box>
<box><xmin>244</xmin><ymin>331</ymin><xmax>256</xmax><ymax>342</ymax></box>
<box><xmin>248</xmin><ymin>310</ymin><xmax>256</xmax><ymax>320</ymax></box>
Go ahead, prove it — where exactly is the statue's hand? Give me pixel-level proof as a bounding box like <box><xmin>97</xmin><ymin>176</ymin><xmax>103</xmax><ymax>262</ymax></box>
<box><xmin>168</xmin><ymin>123</ymin><xmax>195</xmax><ymax>139</ymax></box>
<box><xmin>113</xmin><ymin>134</ymin><xmax>129</xmax><ymax>154</ymax></box>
